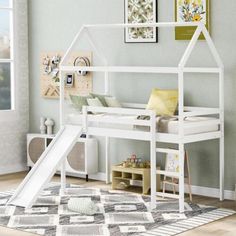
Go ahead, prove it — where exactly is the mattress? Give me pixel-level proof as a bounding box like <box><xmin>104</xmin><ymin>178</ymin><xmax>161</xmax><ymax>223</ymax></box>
<box><xmin>66</xmin><ymin>114</ymin><xmax>219</xmax><ymax>135</ymax></box>
<box><xmin>157</xmin><ymin>116</ymin><xmax>219</xmax><ymax>135</ymax></box>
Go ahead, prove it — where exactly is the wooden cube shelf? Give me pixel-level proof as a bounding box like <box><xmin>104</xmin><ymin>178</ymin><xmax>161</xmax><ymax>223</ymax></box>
<box><xmin>112</xmin><ymin>165</ymin><xmax>160</xmax><ymax>194</ymax></box>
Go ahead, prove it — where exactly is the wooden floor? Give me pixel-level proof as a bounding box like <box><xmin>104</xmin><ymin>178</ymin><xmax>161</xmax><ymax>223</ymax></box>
<box><xmin>0</xmin><ymin>172</ymin><xmax>235</xmax><ymax>236</ymax></box>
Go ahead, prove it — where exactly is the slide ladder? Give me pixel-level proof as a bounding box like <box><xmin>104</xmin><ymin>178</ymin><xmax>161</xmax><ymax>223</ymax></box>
<box><xmin>8</xmin><ymin>125</ymin><xmax>83</xmax><ymax>208</ymax></box>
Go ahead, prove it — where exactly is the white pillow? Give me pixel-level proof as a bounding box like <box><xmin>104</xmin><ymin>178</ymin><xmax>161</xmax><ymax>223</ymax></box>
<box><xmin>86</xmin><ymin>97</ymin><xmax>104</xmax><ymax>107</ymax></box>
<box><xmin>104</xmin><ymin>97</ymin><xmax>122</xmax><ymax>108</ymax></box>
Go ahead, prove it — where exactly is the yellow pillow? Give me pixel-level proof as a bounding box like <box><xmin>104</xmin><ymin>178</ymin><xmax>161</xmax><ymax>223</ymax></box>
<box><xmin>146</xmin><ymin>88</ymin><xmax>178</xmax><ymax>116</ymax></box>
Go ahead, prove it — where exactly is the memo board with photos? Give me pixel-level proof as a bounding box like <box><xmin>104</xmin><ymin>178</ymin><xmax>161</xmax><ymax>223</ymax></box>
<box><xmin>40</xmin><ymin>51</ymin><xmax>92</xmax><ymax>99</ymax></box>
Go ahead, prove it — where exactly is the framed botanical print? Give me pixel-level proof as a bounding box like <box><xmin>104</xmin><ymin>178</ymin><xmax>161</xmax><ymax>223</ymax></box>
<box><xmin>124</xmin><ymin>0</ymin><xmax>158</xmax><ymax>43</ymax></box>
<box><xmin>175</xmin><ymin>0</ymin><xmax>210</xmax><ymax>40</ymax></box>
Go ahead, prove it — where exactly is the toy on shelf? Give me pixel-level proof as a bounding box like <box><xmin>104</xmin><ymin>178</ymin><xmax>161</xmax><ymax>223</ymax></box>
<box><xmin>121</xmin><ymin>154</ymin><xmax>150</xmax><ymax>169</ymax></box>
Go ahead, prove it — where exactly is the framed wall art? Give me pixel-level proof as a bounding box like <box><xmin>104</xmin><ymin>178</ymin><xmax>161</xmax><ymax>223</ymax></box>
<box><xmin>124</xmin><ymin>0</ymin><xmax>158</xmax><ymax>43</ymax></box>
<box><xmin>175</xmin><ymin>0</ymin><xmax>210</xmax><ymax>40</ymax></box>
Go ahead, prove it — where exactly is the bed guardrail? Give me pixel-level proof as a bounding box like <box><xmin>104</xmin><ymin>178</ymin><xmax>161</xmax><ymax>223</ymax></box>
<box><xmin>79</xmin><ymin>104</ymin><xmax>222</xmax><ymax>137</ymax></box>
<box><xmin>81</xmin><ymin>105</ymin><xmax>156</xmax><ymax>134</ymax></box>
<box><xmin>87</xmin><ymin>116</ymin><xmax>151</xmax><ymax>127</ymax></box>
<box><xmin>84</xmin><ymin>105</ymin><xmax>154</xmax><ymax>116</ymax></box>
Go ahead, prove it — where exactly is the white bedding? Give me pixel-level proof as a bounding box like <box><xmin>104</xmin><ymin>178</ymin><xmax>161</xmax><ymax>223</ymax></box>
<box><xmin>157</xmin><ymin>116</ymin><xmax>219</xmax><ymax>135</ymax></box>
<box><xmin>66</xmin><ymin>114</ymin><xmax>219</xmax><ymax>135</ymax></box>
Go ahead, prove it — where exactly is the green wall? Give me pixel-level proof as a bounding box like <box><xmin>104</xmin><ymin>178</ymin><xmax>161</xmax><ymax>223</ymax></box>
<box><xmin>28</xmin><ymin>0</ymin><xmax>236</xmax><ymax>191</ymax></box>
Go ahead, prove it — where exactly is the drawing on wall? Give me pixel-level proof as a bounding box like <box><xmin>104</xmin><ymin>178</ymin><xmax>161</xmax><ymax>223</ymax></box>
<box><xmin>124</xmin><ymin>0</ymin><xmax>158</xmax><ymax>43</ymax></box>
<box><xmin>40</xmin><ymin>52</ymin><xmax>92</xmax><ymax>99</ymax></box>
<box><xmin>175</xmin><ymin>0</ymin><xmax>210</xmax><ymax>40</ymax></box>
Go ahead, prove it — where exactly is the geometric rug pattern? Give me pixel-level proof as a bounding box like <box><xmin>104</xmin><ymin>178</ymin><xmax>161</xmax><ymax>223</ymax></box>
<box><xmin>0</xmin><ymin>183</ymin><xmax>234</xmax><ymax>236</ymax></box>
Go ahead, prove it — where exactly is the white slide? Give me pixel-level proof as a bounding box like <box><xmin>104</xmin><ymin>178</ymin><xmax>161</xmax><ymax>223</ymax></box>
<box><xmin>8</xmin><ymin>125</ymin><xmax>83</xmax><ymax>208</ymax></box>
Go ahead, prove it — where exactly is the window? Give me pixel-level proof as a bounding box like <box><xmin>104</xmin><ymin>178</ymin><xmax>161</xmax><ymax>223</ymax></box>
<box><xmin>0</xmin><ymin>0</ymin><xmax>14</xmax><ymax>110</ymax></box>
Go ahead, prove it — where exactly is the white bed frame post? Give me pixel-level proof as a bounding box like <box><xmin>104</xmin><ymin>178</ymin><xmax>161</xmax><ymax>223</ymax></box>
<box><xmin>105</xmin><ymin>136</ymin><xmax>110</xmax><ymax>184</ymax></box>
<box><xmin>104</xmin><ymin>52</ymin><xmax>110</xmax><ymax>184</ymax></box>
<box><xmin>201</xmin><ymin>25</ymin><xmax>225</xmax><ymax>200</ymax></box>
<box><xmin>105</xmin><ymin>69</ymin><xmax>110</xmax><ymax>184</ymax></box>
<box><xmin>150</xmin><ymin>111</ymin><xmax>157</xmax><ymax>210</ymax></box>
<box><xmin>59</xmin><ymin>26</ymin><xmax>86</xmax><ymax>194</ymax></box>
<box><xmin>85</xmin><ymin>27</ymin><xmax>111</xmax><ymax>184</ymax></box>
<box><xmin>219</xmin><ymin>67</ymin><xmax>224</xmax><ymax>200</ymax></box>
<box><xmin>178</xmin><ymin>68</ymin><xmax>185</xmax><ymax>213</ymax></box>
<box><xmin>59</xmin><ymin>69</ymin><xmax>66</xmax><ymax>195</ymax></box>
<box><xmin>177</xmin><ymin>24</ymin><xmax>203</xmax><ymax>213</ymax></box>
<box><xmin>177</xmin><ymin>22</ymin><xmax>215</xmax><ymax>212</ymax></box>
<box><xmin>82</xmin><ymin>106</ymin><xmax>88</xmax><ymax>133</ymax></box>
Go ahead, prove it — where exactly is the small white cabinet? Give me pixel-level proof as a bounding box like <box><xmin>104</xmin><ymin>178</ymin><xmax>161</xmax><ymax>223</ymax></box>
<box><xmin>27</xmin><ymin>134</ymin><xmax>98</xmax><ymax>179</ymax></box>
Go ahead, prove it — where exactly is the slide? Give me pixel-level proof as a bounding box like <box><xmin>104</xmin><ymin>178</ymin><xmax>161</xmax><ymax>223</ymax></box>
<box><xmin>8</xmin><ymin>125</ymin><xmax>83</xmax><ymax>208</ymax></box>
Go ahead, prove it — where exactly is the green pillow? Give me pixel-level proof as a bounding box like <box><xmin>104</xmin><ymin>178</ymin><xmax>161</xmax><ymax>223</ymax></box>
<box><xmin>104</xmin><ymin>97</ymin><xmax>122</xmax><ymax>107</ymax></box>
<box><xmin>90</xmin><ymin>93</ymin><xmax>111</xmax><ymax>107</ymax></box>
<box><xmin>87</xmin><ymin>97</ymin><xmax>104</xmax><ymax>107</ymax></box>
<box><xmin>69</xmin><ymin>94</ymin><xmax>92</xmax><ymax>111</ymax></box>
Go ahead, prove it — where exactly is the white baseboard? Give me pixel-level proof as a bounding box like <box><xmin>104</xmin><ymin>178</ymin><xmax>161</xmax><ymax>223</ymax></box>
<box><xmin>159</xmin><ymin>182</ymin><xmax>235</xmax><ymax>201</ymax></box>
<box><xmin>189</xmin><ymin>185</ymin><xmax>235</xmax><ymax>201</ymax></box>
<box><xmin>0</xmin><ymin>165</ymin><xmax>28</xmax><ymax>175</ymax></box>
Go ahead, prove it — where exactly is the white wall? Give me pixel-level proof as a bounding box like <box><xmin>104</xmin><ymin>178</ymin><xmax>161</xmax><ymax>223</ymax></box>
<box><xmin>28</xmin><ymin>0</ymin><xmax>236</xmax><ymax>191</ymax></box>
<box><xmin>0</xmin><ymin>0</ymin><xmax>29</xmax><ymax>174</ymax></box>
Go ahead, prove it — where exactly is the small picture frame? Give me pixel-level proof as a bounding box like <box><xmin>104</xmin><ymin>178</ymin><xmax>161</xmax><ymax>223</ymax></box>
<box><xmin>124</xmin><ymin>0</ymin><xmax>158</xmax><ymax>43</ymax></box>
<box><xmin>175</xmin><ymin>0</ymin><xmax>210</xmax><ymax>40</ymax></box>
<box><xmin>65</xmin><ymin>74</ymin><xmax>74</xmax><ymax>87</ymax></box>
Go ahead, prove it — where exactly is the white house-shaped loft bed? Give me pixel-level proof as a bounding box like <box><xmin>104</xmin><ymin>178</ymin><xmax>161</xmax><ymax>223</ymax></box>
<box><xmin>59</xmin><ymin>21</ymin><xmax>224</xmax><ymax>213</ymax></box>
<box><xmin>8</xmin><ymin>22</ymin><xmax>224</xmax><ymax>213</ymax></box>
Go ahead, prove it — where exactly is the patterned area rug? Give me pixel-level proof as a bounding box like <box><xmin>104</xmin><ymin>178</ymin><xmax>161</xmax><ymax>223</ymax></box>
<box><xmin>0</xmin><ymin>183</ymin><xmax>234</xmax><ymax>236</ymax></box>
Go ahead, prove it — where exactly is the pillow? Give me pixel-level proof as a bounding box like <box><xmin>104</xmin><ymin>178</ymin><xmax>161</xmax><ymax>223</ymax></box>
<box><xmin>146</xmin><ymin>88</ymin><xmax>178</xmax><ymax>116</ymax></box>
<box><xmin>69</xmin><ymin>95</ymin><xmax>91</xmax><ymax>111</ymax></box>
<box><xmin>104</xmin><ymin>97</ymin><xmax>122</xmax><ymax>108</ymax></box>
<box><xmin>87</xmin><ymin>97</ymin><xmax>104</xmax><ymax>107</ymax></box>
<box><xmin>90</xmin><ymin>93</ymin><xmax>111</xmax><ymax>107</ymax></box>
